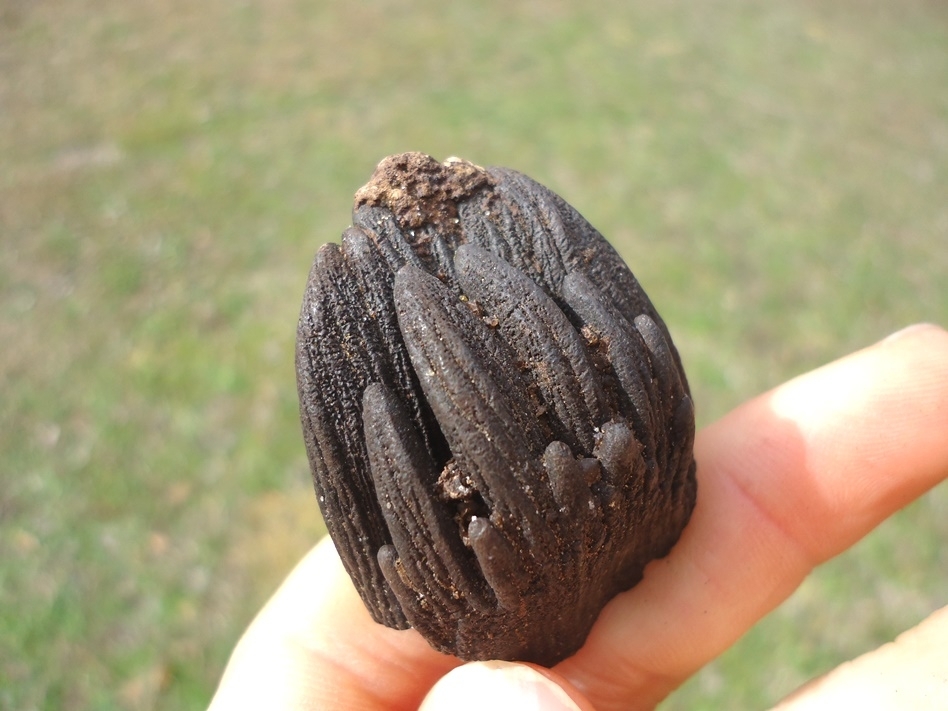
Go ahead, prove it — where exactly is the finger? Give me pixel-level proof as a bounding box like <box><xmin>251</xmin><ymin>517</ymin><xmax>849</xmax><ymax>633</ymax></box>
<box><xmin>419</xmin><ymin>662</ymin><xmax>597</xmax><ymax>711</ymax></box>
<box><xmin>208</xmin><ymin>537</ymin><xmax>458</xmax><ymax>711</ymax></box>
<box><xmin>212</xmin><ymin>324</ymin><xmax>948</xmax><ymax>711</ymax></box>
<box><xmin>555</xmin><ymin>323</ymin><xmax>948</xmax><ymax>711</ymax></box>
<box><xmin>771</xmin><ymin>604</ymin><xmax>948</xmax><ymax>709</ymax></box>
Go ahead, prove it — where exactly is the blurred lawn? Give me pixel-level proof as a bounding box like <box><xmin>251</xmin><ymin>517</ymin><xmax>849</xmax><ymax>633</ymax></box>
<box><xmin>2</xmin><ymin>0</ymin><xmax>946</xmax><ymax>708</ymax></box>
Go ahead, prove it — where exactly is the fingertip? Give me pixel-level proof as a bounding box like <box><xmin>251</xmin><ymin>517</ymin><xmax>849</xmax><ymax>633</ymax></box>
<box><xmin>420</xmin><ymin>661</ymin><xmax>595</xmax><ymax>711</ymax></box>
<box><xmin>879</xmin><ymin>322</ymin><xmax>947</xmax><ymax>345</ymax></box>
<box><xmin>772</xmin><ymin>605</ymin><xmax>948</xmax><ymax>710</ymax></box>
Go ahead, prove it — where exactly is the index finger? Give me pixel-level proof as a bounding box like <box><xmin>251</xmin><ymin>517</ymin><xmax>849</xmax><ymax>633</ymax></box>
<box><xmin>557</xmin><ymin>323</ymin><xmax>948</xmax><ymax>710</ymax></box>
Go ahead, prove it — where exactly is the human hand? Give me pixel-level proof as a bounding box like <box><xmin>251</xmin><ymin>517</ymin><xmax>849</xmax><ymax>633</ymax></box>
<box><xmin>209</xmin><ymin>324</ymin><xmax>948</xmax><ymax>711</ymax></box>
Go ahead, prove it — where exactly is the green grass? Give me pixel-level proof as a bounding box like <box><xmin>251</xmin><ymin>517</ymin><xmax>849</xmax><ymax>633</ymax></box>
<box><xmin>2</xmin><ymin>0</ymin><xmax>946</xmax><ymax>708</ymax></box>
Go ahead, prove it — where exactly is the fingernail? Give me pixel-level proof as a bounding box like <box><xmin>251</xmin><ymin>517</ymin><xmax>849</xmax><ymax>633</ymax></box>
<box><xmin>420</xmin><ymin>661</ymin><xmax>583</xmax><ymax>711</ymax></box>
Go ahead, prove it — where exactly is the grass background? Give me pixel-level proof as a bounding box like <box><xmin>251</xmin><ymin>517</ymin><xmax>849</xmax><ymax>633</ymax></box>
<box><xmin>2</xmin><ymin>0</ymin><xmax>946</xmax><ymax>708</ymax></box>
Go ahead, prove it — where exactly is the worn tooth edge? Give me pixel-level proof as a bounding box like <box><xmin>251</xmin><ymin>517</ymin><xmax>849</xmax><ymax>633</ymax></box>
<box><xmin>503</xmin><ymin>170</ymin><xmax>582</xmax><ymax>279</ymax></box>
<box><xmin>456</xmin><ymin>198</ymin><xmax>514</xmax><ymax>265</ymax></box>
<box><xmin>633</xmin><ymin>314</ymin><xmax>685</xmax><ymax>431</ymax></box>
<box><xmin>482</xmin><ymin>168</ymin><xmax>564</xmax><ymax>290</ymax></box>
<box><xmin>500</xmin><ymin>170</ymin><xmax>572</xmax><ymax>283</ymax></box>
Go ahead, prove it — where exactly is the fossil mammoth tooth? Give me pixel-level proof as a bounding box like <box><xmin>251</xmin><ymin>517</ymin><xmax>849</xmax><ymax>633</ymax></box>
<box><xmin>295</xmin><ymin>152</ymin><xmax>697</xmax><ymax>666</ymax></box>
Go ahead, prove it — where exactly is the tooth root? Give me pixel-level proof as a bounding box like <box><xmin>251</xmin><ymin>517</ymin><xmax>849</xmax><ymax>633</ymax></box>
<box><xmin>455</xmin><ymin>244</ymin><xmax>607</xmax><ymax>454</ymax></box>
<box><xmin>561</xmin><ymin>272</ymin><xmax>690</xmax><ymax>502</ymax></box>
<box><xmin>364</xmin><ymin>382</ymin><xmax>490</xmax><ymax>615</ymax></box>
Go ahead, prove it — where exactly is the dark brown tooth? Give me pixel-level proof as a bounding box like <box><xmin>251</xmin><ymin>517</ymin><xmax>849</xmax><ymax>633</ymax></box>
<box><xmin>593</xmin><ymin>421</ymin><xmax>647</xmax><ymax>506</ymax></box>
<box><xmin>467</xmin><ymin>516</ymin><xmax>530</xmax><ymax>612</ymax></box>
<box><xmin>561</xmin><ymin>269</ymin><xmax>657</xmax><ymax>459</ymax></box>
<box><xmin>666</xmin><ymin>394</ymin><xmax>697</xmax><ymax>498</ymax></box>
<box><xmin>296</xmin><ymin>152</ymin><xmax>697</xmax><ymax>665</ymax></box>
<box><xmin>376</xmin><ymin>544</ymin><xmax>445</xmax><ymax>644</ymax></box>
<box><xmin>393</xmin><ymin>263</ymin><xmax>558</xmax><ymax>552</ymax></box>
<box><xmin>363</xmin><ymin>383</ymin><xmax>490</xmax><ymax>617</ymax></box>
<box><xmin>295</xmin><ymin>240</ymin><xmax>407</xmax><ymax>628</ymax></box>
<box><xmin>455</xmin><ymin>244</ymin><xmax>607</xmax><ymax>453</ymax></box>
<box><xmin>541</xmin><ymin>440</ymin><xmax>595</xmax><ymax>522</ymax></box>
<box><xmin>635</xmin><ymin>313</ymin><xmax>685</xmax><ymax>410</ymax></box>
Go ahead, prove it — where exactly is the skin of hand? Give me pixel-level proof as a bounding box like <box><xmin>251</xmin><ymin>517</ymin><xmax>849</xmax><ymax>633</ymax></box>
<box><xmin>209</xmin><ymin>323</ymin><xmax>948</xmax><ymax>711</ymax></box>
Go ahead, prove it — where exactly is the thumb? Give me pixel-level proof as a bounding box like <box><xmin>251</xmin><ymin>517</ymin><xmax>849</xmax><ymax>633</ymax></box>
<box><xmin>420</xmin><ymin>661</ymin><xmax>595</xmax><ymax>711</ymax></box>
